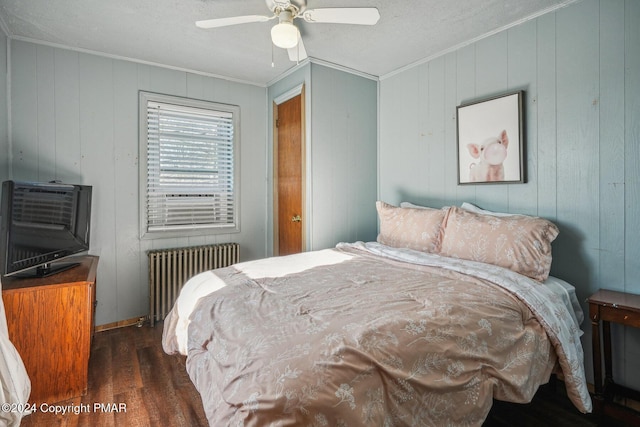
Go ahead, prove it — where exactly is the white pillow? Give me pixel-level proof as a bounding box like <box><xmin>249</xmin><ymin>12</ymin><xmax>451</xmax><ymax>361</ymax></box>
<box><xmin>401</xmin><ymin>202</ymin><xmax>449</xmax><ymax>210</ymax></box>
<box><xmin>400</xmin><ymin>202</ymin><xmax>429</xmax><ymax>209</ymax></box>
<box><xmin>460</xmin><ymin>202</ymin><xmax>519</xmax><ymax>217</ymax></box>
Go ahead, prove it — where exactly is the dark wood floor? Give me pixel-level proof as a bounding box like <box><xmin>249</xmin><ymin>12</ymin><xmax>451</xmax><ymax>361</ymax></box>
<box><xmin>20</xmin><ymin>322</ymin><xmax>207</xmax><ymax>427</ymax></box>
<box><xmin>19</xmin><ymin>323</ymin><xmax>611</xmax><ymax>426</ymax></box>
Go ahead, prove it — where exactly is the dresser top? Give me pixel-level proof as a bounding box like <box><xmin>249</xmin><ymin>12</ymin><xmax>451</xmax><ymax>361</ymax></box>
<box><xmin>1</xmin><ymin>255</ymin><xmax>98</xmax><ymax>291</ymax></box>
<box><xmin>588</xmin><ymin>289</ymin><xmax>640</xmax><ymax>312</ymax></box>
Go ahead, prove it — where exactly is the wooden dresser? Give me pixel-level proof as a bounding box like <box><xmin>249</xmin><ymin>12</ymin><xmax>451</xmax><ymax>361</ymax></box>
<box><xmin>1</xmin><ymin>255</ymin><xmax>98</xmax><ymax>403</ymax></box>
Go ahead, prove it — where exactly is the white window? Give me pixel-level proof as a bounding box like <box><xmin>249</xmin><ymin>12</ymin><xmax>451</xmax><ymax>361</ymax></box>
<box><xmin>139</xmin><ymin>92</ymin><xmax>240</xmax><ymax>238</ymax></box>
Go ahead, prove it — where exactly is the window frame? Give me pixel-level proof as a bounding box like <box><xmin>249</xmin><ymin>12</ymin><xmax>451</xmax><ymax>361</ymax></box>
<box><xmin>138</xmin><ymin>91</ymin><xmax>241</xmax><ymax>239</ymax></box>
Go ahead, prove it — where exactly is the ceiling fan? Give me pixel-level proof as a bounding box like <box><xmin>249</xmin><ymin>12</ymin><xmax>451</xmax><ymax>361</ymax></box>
<box><xmin>195</xmin><ymin>0</ymin><xmax>380</xmax><ymax>63</ymax></box>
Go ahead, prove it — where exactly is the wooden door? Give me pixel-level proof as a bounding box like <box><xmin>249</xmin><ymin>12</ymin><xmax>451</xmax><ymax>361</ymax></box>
<box><xmin>275</xmin><ymin>92</ymin><xmax>304</xmax><ymax>256</ymax></box>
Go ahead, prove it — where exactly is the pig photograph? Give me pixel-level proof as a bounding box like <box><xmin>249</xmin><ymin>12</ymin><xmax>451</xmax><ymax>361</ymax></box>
<box><xmin>467</xmin><ymin>129</ymin><xmax>509</xmax><ymax>182</ymax></box>
<box><xmin>456</xmin><ymin>91</ymin><xmax>524</xmax><ymax>184</ymax></box>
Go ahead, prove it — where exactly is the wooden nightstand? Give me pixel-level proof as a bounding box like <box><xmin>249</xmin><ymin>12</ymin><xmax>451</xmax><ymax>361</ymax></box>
<box><xmin>588</xmin><ymin>289</ymin><xmax>640</xmax><ymax>425</ymax></box>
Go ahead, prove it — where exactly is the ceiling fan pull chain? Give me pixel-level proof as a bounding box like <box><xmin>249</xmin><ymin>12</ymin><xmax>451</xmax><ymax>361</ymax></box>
<box><xmin>271</xmin><ymin>42</ymin><xmax>275</xmax><ymax>68</ymax></box>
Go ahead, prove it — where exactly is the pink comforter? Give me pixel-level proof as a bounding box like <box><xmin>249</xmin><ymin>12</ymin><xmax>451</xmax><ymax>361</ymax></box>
<box><xmin>163</xmin><ymin>243</ymin><xmax>591</xmax><ymax>426</ymax></box>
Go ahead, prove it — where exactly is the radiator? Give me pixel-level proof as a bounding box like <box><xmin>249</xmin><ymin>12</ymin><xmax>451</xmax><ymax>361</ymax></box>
<box><xmin>148</xmin><ymin>243</ymin><xmax>239</xmax><ymax>326</ymax></box>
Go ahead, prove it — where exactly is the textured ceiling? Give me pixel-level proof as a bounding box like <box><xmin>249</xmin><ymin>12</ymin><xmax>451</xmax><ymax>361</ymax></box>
<box><xmin>0</xmin><ymin>0</ymin><xmax>578</xmax><ymax>86</ymax></box>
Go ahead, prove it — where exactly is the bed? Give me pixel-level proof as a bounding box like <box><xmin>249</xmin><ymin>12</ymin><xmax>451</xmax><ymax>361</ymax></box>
<box><xmin>162</xmin><ymin>202</ymin><xmax>592</xmax><ymax>426</ymax></box>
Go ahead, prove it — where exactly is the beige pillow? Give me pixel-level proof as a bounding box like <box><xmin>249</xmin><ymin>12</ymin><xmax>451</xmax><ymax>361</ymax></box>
<box><xmin>440</xmin><ymin>206</ymin><xmax>559</xmax><ymax>281</ymax></box>
<box><xmin>376</xmin><ymin>201</ymin><xmax>446</xmax><ymax>253</ymax></box>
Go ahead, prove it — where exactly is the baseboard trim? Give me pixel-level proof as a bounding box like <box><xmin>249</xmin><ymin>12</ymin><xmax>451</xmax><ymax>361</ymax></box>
<box><xmin>95</xmin><ymin>315</ymin><xmax>148</xmax><ymax>332</ymax></box>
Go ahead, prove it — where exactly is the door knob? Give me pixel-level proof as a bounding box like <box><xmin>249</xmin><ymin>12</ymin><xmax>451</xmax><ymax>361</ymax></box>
<box><xmin>291</xmin><ymin>214</ymin><xmax>302</xmax><ymax>223</ymax></box>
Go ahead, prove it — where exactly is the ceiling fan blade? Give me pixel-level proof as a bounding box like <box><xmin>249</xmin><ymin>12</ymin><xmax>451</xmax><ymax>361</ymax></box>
<box><xmin>287</xmin><ymin>34</ymin><xmax>307</xmax><ymax>62</ymax></box>
<box><xmin>196</xmin><ymin>15</ymin><xmax>272</xmax><ymax>29</ymax></box>
<box><xmin>302</xmin><ymin>8</ymin><xmax>380</xmax><ymax>25</ymax></box>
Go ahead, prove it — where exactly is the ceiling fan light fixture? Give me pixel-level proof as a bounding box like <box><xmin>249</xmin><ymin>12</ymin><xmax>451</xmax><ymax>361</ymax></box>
<box><xmin>196</xmin><ymin>4</ymin><xmax>380</xmax><ymax>64</ymax></box>
<box><xmin>271</xmin><ymin>21</ymin><xmax>298</xmax><ymax>49</ymax></box>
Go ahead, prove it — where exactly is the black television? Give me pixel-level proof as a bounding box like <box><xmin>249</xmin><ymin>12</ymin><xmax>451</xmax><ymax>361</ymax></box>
<box><xmin>0</xmin><ymin>180</ymin><xmax>92</xmax><ymax>278</ymax></box>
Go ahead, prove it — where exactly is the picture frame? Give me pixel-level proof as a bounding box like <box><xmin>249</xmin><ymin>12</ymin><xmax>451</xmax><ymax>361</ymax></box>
<box><xmin>456</xmin><ymin>91</ymin><xmax>525</xmax><ymax>185</ymax></box>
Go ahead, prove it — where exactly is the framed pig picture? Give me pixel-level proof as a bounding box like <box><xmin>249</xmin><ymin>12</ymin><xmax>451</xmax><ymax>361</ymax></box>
<box><xmin>456</xmin><ymin>91</ymin><xmax>525</xmax><ymax>185</ymax></box>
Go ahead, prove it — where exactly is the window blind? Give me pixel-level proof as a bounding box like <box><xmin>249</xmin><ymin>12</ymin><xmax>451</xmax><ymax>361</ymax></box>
<box><xmin>144</xmin><ymin>99</ymin><xmax>237</xmax><ymax>233</ymax></box>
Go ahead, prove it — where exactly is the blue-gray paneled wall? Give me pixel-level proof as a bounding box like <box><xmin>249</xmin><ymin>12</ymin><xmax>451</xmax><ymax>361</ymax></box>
<box><xmin>0</xmin><ymin>28</ymin><xmax>7</xmax><ymax>182</ymax></box>
<box><xmin>309</xmin><ymin>63</ymin><xmax>378</xmax><ymax>249</ymax></box>
<box><xmin>8</xmin><ymin>40</ymin><xmax>268</xmax><ymax>326</ymax></box>
<box><xmin>379</xmin><ymin>0</ymin><xmax>639</xmax><ymax>390</ymax></box>
<box><xmin>267</xmin><ymin>63</ymin><xmax>378</xmax><ymax>255</ymax></box>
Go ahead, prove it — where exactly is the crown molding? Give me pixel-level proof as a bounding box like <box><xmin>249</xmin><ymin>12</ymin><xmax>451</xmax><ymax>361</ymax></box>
<box><xmin>9</xmin><ymin>35</ymin><xmax>269</xmax><ymax>88</ymax></box>
<box><xmin>380</xmin><ymin>0</ymin><xmax>581</xmax><ymax>81</ymax></box>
